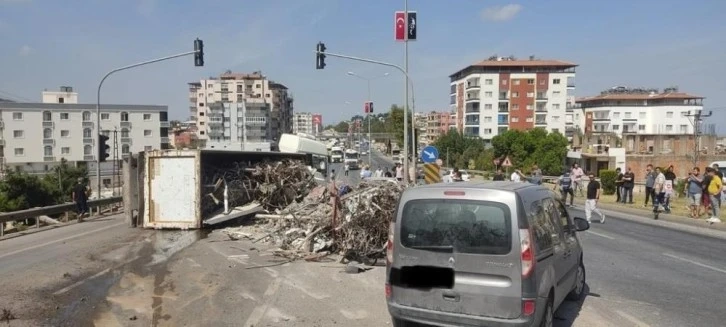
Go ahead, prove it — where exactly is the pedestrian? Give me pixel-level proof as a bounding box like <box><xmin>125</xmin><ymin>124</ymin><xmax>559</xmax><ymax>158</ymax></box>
<box><xmin>510</xmin><ymin>169</ymin><xmax>522</xmax><ymax>182</ymax></box>
<box><xmin>621</xmin><ymin>167</ymin><xmax>635</xmax><ymax>204</ymax></box>
<box><xmin>395</xmin><ymin>163</ymin><xmax>403</xmax><ymax>182</ymax></box>
<box><xmin>706</xmin><ymin>168</ymin><xmax>723</xmax><ymax>223</ymax></box>
<box><xmin>72</xmin><ymin>177</ymin><xmax>90</xmax><ymax>222</ymax></box>
<box><xmin>585</xmin><ymin>172</ymin><xmax>605</xmax><ymax>224</ymax></box>
<box><xmin>452</xmin><ymin>168</ymin><xmax>463</xmax><ymax>182</ymax></box>
<box><xmin>384</xmin><ymin>167</ymin><xmax>393</xmax><ymax>178</ymax></box>
<box><xmin>686</xmin><ymin>167</ymin><xmax>703</xmax><ymax>218</ymax></box>
<box><xmin>571</xmin><ymin>163</ymin><xmax>585</xmax><ymax>196</ymax></box>
<box><xmin>375</xmin><ymin>166</ymin><xmax>383</xmax><ymax>177</ymax></box>
<box><xmin>344</xmin><ymin>163</ymin><xmax>350</xmax><ymax>176</ymax></box>
<box><xmin>712</xmin><ymin>163</ymin><xmax>724</xmax><ymax>208</ymax></box>
<box><xmin>556</xmin><ymin>169</ymin><xmax>574</xmax><ymax>207</ymax></box>
<box><xmin>702</xmin><ymin>167</ymin><xmax>713</xmax><ymax>217</ymax></box>
<box><xmin>615</xmin><ymin>168</ymin><xmax>624</xmax><ymax>202</ymax></box>
<box><xmin>653</xmin><ymin>167</ymin><xmax>667</xmax><ymax>216</ymax></box>
<box><xmin>330</xmin><ymin>169</ymin><xmax>336</xmax><ymax>181</ymax></box>
<box><xmin>643</xmin><ymin>164</ymin><xmax>656</xmax><ymax>207</ymax></box>
<box><xmin>492</xmin><ymin>169</ymin><xmax>505</xmax><ymax>181</ymax></box>
<box><xmin>529</xmin><ymin>165</ymin><xmax>543</xmax><ymax>185</ymax></box>
<box><xmin>663</xmin><ymin>165</ymin><xmax>677</xmax><ymax>213</ymax></box>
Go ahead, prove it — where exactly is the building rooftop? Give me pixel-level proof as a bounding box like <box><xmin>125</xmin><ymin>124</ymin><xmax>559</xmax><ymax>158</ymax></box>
<box><xmin>0</xmin><ymin>102</ymin><xmax>167</xmax><ymax>111</ymax></box>
<box><xmin>450</xmin><ymin>55</ymin><xmax>578</xmax><ymax>79</ymax></box>
<box><xmin>577</xmin><ymin>86</ymin><xmax>704</xmax><ymax>103</ymax></box>
<box><xmin>471</xmin><ymin>58</ymin><xmax>577</xmax><ymax>68</ymax></box>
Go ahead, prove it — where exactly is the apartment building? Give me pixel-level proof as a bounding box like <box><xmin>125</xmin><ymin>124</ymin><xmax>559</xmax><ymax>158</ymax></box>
<box><xmin>205</xmin><ymin>101</ymin><xmax>272</xmax><ymax>151</ymax></box>
<box><xmin>0</xmin><ymin>87</ymin><xmax>169</xmax><ymax>176</ymax></box>
<box><xmin>292</xmin><ymin>112</ymin><xmax>323</xmax><ymax>135</ymax></box>
<box><xmin>188</xmin><ymin>71</ymin><xmax>293</xmax><ymax>148</ymax></box>
<box><xmin>449</xmin><ymin>56</ymin><xmax>577</xmax><ymax>142</ymax></box>
<box><xmin>575</xmin><ymin>86</ymin><xmax>704</xmax><ymax>137</ymax></box>
<box><xmin>425</xmin><ymin>111</ymin><xmax>455</xmax><ymax>143</ymax></box>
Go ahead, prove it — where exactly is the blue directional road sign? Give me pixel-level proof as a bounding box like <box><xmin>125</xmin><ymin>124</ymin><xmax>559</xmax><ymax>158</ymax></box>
<box><xmin>420</xmin><ymin>145</ymin><xmax>439</xmax><ymax>164</ymax></box>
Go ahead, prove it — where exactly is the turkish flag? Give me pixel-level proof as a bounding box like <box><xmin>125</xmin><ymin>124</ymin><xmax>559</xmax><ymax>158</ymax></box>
<box><xmin>395</xmin><ymin>11</ymin><xmax>406</xmax><ymax>41</ymax></box>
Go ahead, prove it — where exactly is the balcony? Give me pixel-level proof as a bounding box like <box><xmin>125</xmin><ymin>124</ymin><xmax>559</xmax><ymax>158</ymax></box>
<box><xmin>161</xmin><ymin>137</ymin><xmax>170</xmax><ymax>144</ymax></box>
<box><xmin>42</xmin><ymin>121</ymin><xmax>54</xmax><ymax>128</ymax></box>
<box><xmin>535</xmin><ymin>107</ymin><xmax>547</xmax><ymax>113</ymax></box>
<box><xmin>536</xmin><ymin>94</ymin><xmax>548</xmax><ymax>101</ymax></box>
<box><xmin>465</xmin><ymin>97</ymin><xmax>480</xmax><ymax>102</ymax></box>
<box><xmin>535</xmin><ymin>120</ymin><xmax>547</xmax><ymax>125</ymax></box>
<box><xmin>159</xmin><ymin>121</ymin><xmax>170</xmax><ymax>128</ymax></box>
<box><xmin>82</xmin><ymin>121</ymin><xmax>94</xmax><ymax>128</ymax></box>
<box><xmin>84</xmin><ymin>155</ymin><xmax>95</xmax><ymax>161</ymax></box>
<box><xmin>498</xmin><ymin>93</ymin><xmax>509</xmax><ymax>100</ymax></box>
<box><xmin>190</xmin><ymin>97</ymin><xmax>198</xmax><ymax>103</ymax></box>
<box><xmin>43</xmin><ymin>139</ymin><xmax>55</xmax><ymax>145</ymax></box>
<box><xmin>567</xmin><ymin>82</ymin><xmax>575</xmax><ymax>88</ymax></box>
<box><xmin>44</xmin><ymin>156</ymin><xmax>55</xmax><ymax>162</ymax></box>
<box><xmin>466</xmin><ymin>82</ymin><xmax>480</xmax><ymax>90</ymax></box>
<box><xmin>120</xmin><ymin>121</ymin><xmax>132</xmax><ymax>128</ymax></box>
<box><xmin>121</xmin><ymin>137</ymin><xmax>132</xmax><ymax>144</ymax></box>
<box><xmin>83</xmin><ymin>138</ymin><xmax>93</xmax><ymax>144</ymax></box>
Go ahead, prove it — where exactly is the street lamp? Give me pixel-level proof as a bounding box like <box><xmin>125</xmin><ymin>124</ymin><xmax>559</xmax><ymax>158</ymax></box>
<box><xmin>346</xmin><ymin>71</ymin><xmax>389</xmax><ymax>166</ymax></box>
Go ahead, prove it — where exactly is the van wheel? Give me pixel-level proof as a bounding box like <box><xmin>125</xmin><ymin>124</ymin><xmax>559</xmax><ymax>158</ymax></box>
<box><xmin>567</xmin><ymin>260</ymin><xmax>586</xmax><ymax>301</ymax></box>
<box><xmin>540</xmin><ymin>298</ymin><xmax>554</xmax><ymax>327</ymax></box>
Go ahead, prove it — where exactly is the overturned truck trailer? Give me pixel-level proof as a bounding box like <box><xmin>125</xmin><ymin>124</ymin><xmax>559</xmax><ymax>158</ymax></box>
<box><xmin>139</xmin><ymin>149</ymin><xmax>322</xmax><ymax>229</ymax></box>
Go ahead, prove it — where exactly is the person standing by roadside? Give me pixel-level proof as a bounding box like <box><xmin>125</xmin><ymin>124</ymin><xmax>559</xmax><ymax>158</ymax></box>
<box><xmin>615</xmin><ymin>168</ymin><xmax>624</xmax><ymax>203</ymax></box>
<box><xmin>395</xmin><ymin>163</ymin><xmax>403</xmax><ymax>182</ymax></box>
<box><xmin>621</xmin><ymin>167</ymin><xmax>635</xmax><ymax>204</ymax></box>
<box><xmin>712</xmin><ymin>163</ymin><xmax>724</xmax><ymax>209</ymax></box>
<box><xmin>663</xmin><ymin>165</ymin><xmax>677</xmax><ymax>213</ymax></box>
<box><xmin>585</xmin><ymin>172</ymin><xmax>605</xmax><ymax>224</ymax></box>
<box><xmin>556</xmin><ymin>169</ymin><xmax>575</xmax><ymax>207</ymax></box>
<box><xmin>653</xmin><ymin>167</ymin><xmax>667</xmax><ymax>217</ymax></box>
<box><xmin>72</xmin><ymin>177</ymin><xmax>90</xmax><ymax>222</ymax></box>
<box><xmin>702</xmin><ymin>167</ymin><xmax>713</xmax><ymax>217</ymax></box>
<box><xmin>492</xmin><ymin>169</ymin><xmax>505</xmax><ymax>181</ymax></box>
<box><xmin>571</xmin><ymin>163</ymin><xmax>585</xmax><ymax>197</ymax></box>
<box><xmin>644</xmin><ymin>164</ymin><xmax>657</xmax><ymax>207</ymax></box>
<box><xmin>510</xmin><ymin>169</ymin><xmax>522</xmax><ymax>182</ymax></box>
<box><xmin>686</xmin><ymin>167</ymin><xmax>703</xmax><ymax>218</ymax></box>
<box><xmin>707</xmin><ymin>168</ymin><xmax>723</xmax><ymax>223</ymax></box>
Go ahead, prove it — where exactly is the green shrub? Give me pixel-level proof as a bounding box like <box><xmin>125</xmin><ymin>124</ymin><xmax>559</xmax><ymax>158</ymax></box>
<box><xmin>675</xmin><ymin>179</ymin><xmax>686</xmax><ymax>196</ymax></box>
<box><xmin>599</xmin><ymin>169</ymin><xmax>618</xmax><ymax>195</ymax></box>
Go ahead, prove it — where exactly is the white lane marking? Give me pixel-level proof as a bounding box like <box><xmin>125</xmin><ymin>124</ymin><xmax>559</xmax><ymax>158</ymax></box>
<box><xmin>0</xmin><ymin>222</ymin><xmax>126</xmax><ymax>260</ymax></box>
<box><xmin>243</xmin><ymin>277</ymin><xmax>282</xmax><ymax>327</ymax></box>
<box><xmin>614</xmin><ymin>310</ymin><xmax>651</xmax><ymax>327</ymax></box>
<box><xmin>53</xmin><ymin>268</ymin><xmax>112</xmax><ymax>295</ymax></box>
<box><xmin>587</xmin><ymin>230</ymin><xmax>615</xmax><ymax>240</ymax></box>
<box><xmin>662</xmin><ymin>253</ymin><xmax>726</xmax><ymax>275</ymax></box>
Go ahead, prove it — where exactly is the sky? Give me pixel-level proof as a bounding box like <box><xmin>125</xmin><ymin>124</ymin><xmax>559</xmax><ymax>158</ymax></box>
<box><xmin>1</xmin><ymin>0</ymin><xmax>725</xmax><ymax>132</ymax></box>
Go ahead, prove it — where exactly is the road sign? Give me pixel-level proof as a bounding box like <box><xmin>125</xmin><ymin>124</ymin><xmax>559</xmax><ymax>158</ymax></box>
<box><xmin>423</xmin><ymin>163</ymin><xmax>441</xmax><ymax>184</ymax></box>
<box><xmin>420</xmin><ymin>145</ymin><xmax>439</xmax><ymax>163</ymax></box>
<box><xmin>435</xmin><ymin>158</ymin><xmax>443</xmax><ymax>166</ymax></box>
<box><xmin>501</xmin><ymin>156</ymin><xmax>512</xmax><ymax>167</ymax></box>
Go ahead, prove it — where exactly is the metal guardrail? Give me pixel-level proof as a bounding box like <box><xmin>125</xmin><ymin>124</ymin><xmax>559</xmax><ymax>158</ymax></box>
<box><xmin>0</xmin><ymin>196</ymin><xmax>123</xmax><ymax>237</ymax></box>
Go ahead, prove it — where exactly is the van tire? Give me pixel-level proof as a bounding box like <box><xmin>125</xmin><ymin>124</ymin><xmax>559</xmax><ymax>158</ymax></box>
<box><xmin>540</xmin><ymin>297</ymin><xmax>554</xmax><ymax>327</ymax></box>
<box><xmin>567</xmin><ymin>260</ymin><xmax>586</xmax><ymax>301</ymax></box>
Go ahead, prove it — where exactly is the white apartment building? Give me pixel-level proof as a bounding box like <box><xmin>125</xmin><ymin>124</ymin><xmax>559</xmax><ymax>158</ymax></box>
<box><xmin>449</xmin><ymin>56</ymin><xmax>577</xmax><ymax>142</ymax></box>
<box><xmin>575</xmin><ymin>86</ymin><xmax>704</xmax><ymax>137</ymax></box>
<box><xmin>189</xmin><ymin>71</ymin><xmax>293</xmax><ymax>147</ymax></box>
<box><xmin>0</xmin><ymin>87</ymin><xmax>169</xmax><ymax>177</ymax></box>
<box><xmin>204</xmin><ymin>101</ymin><xmax>272</xmax><ymax>152</ymax></box>
<box><xmin>293</xmin><ymin>112</ymin><xmax>314</xmax><ymax>135</ymax></box>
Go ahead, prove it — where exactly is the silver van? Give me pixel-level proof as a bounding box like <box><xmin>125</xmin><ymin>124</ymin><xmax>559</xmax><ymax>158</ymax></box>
<box><xmin>386</xmin><ymin>181</ymin><xmax>591</xmax><ymax>327</ymax></box>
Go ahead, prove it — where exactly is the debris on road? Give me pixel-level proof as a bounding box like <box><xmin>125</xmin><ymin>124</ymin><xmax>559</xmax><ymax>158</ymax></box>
<box><xmin>220</xmin><ymin>178</ymin><xmax>405</xmax><ymax>263</ymax></box>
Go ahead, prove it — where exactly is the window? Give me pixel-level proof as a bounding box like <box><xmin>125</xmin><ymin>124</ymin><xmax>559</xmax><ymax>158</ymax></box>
<box><xmin>680</xmin><ymin>125</ymin><xmax>688</xmax><ymax>133</ymax></box>
<box><xmin>613</xmin><ymin>112</ymin><xmax>620</xmax><ymax>118</ymax></box>
<box><xmin>43</xmin><ymin>111</ymin><xmax>52</xmax><ymax>121</ymax></box>
<box><xmin>540</xmin><ymin>79</ymin><xmax>545</xmax><ymax>85</ymax></box>
<box><xmin>528</xmin><ymin>200</ymin><xmax>559</xmax><ymax>252</ymax></box>
<box><xmin>61</xmin><ymin>130</ymin><xmax>70</xmax><ymax>138</ymax></box>
<box><xmin>121</xmin><ymin>128</ymin><xmax>130</xmax><ymax>138</ymax></box>
<box><xmin>484</xmin><ymin>104</ymin><xmax>493</xmax><ymax>110</ymax></box>
<box><xmin>527</xmin><ymin>79</ymin><xmax>534</xmax><ymax>85</ymax></box>
<box><xmin>526</xmin><ymin>92</ymin><xmax>534</xmax><ymax>98</ymax></box>
<box><xmin>552</xmin><ymin>104</ymin><xmax>560</xmax><ymax>110</ymax></box>
<box><xmin>58</xmin><ymin>97</ymin><xmax>64</xmax><ymax>104</ymax></box>
<box><xmin>501</xmin><ymin>79</ymin><xmax>508</xmax><ymax>85</ymax></box>
<box><xmin>526</xmin><ymin>117</ymin><xmax>534</xmax><ymax>122</ymax></box>
<box><xmin>666</xmin><ymin>125</ymin><xmax>673</xmax><ymax>132</ymax></box>
<box><xmin>512</xmin><ymin>92</ymin><xmax>519</xmax><ymax>98</ymax></box>
<box><xmin>639</xmin><ymin>125</ymin><xmax>646</xmax><ymax>131</ymax></box>
<box><xmin>484</xmin><ymin>116</ymin><xmax>493</xmax><ymax>123</ymax></box>
<box><xmin>122</xmin><ymin>144</ymin><xmax>130</xmax><ymax>154</ymax></box>
<box><xmin>484</xmin><ymin>79</ymin><xmax>493</xmax><ymax>85</ymax></box>
<box><xmin>13</xmin><ymin>130</ymin><xmax>24</xmax><ymax>138</ymax></box>
<box><xmin>83</xmin><ymin>128</ymin><xmax>92</xmax><ymax>138</ymax></box>
<box><xmin>84</xmin><ymin>145</ymin><xmax>92</xmax><ymax>155</ymax></box>
<box><xmin>144</xmin><ymin>146</ymin><xmax>153</xmax><ymax>151</ymax></box>
<box><xmin>552</xmin><ymin>91</ymin><xmax>561</xmax><ymax>97</ymax></box>
<box><xmin>680</xmin><ymin>111</ymin><xmax>688</xmax><ymax>117</ymax></box>
<box><xmin>44</xmin><ymin>146</ymin><xmax>53</xmax><ymax>156</ymax></box>
<box><xmin>511</xmin><ymin>117</ymin><xmax>519</xmax><ymax>122</ymax></box>
<box><xmin>43</xmin><ymin>128</ymin><xmax>52</xmax><ymax>139</ymax></box>
<box><xmin>143</xmin><ymin>113</ymin><xmax>152</xmax><ymax>120</ymax></box>
<box><xmin>613</xmin><ymin>125</ymin><xmax>620</xmax><ymax>130</ymax></box>
<box><xmin>60</xmin><ymin>113</ymin><xmax>69</xmax><ymax>120</ymax></box>
<box><xmin>512</xmin><ymin>104</ymin><xmax>520</xmax><ymax>110</ymax></box>
<box><xmin>552</xmin><ymin>116</ymin><xmax>560</xmax><ymax>122</ymax></box>
<box><xmin>639</xmin><ymin>112</ymin><xmax>646</xmax><ymax>119</ymax></box>
<box><xmin>625</xmin><ymin>112</ymin><xmax>631</xmax><ymax>118</ymax></box>
<box><xmin>12</xmin><ymin>112</ymin><xmax>22</xmax><ymax>120</ymax></box>
<box><xmin>553</xmin><ymin>79</ymin><xmax>561</xmax><ymax>84</ymax></box>
<box><xmin>101</xmin><ymin>113</ymin><xmax>110</xmax><ymax>120</ymax></box>
<box><xmin>399</xmin><ymin>199</ymin><xmax>512</xmax><ymax>255</ymax></box>
<box><xmin>526</xmin><ymin>104</ymin><xmax>533</xmax><ymax>110</ymax></box>
<box><xmin>82</xmin><ymin>111</ymin><xmax>91</xmax><ymax>121</ymax></box>
<box><xmin>484</xmin><ymin>91</ymin><xmax>493</xmax><ymax>98</ymax></box>
<box><xmin>121</xmin><ymin>112</ymin><xmax>129</xmax><ymax>122</ymax></box>
<box><xmin>61</xmin><ymin>147</ymin><xmax>71</xmax><ymax>155</ymax></box>
<box><xmin>484</xmin><ymin>128</ymin><xmax>492</xmax><ymax>134</ymax></box>
<box><xmin>513</xmin><ymin>79</ymin><xmax>521</xmax><ymax>85</ymax></box>
<box><xmin>144</xmin><ymin>130</ymin><xmax>152</xmax><ymax>137</ymax></box>
<box><xmin>666</xmin><ymin>111</ymin><xmax>673</xmax><ymax>118</ymax></box>
<box><xmin>14</xmin><ymin>148</ymin><xmax>24</xmax><ymax>156</ymax></box>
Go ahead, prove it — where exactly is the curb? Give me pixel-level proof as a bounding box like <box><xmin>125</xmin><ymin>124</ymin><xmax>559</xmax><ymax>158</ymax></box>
<box><xmin>0</xmin><ymin>211</ymin><xmax>124</xmax><ymax>242</ymax></box>
<box><xmin>570</xmin><ymin>199</ymin><xmax>726</xmax><ymax>240</ymax></box>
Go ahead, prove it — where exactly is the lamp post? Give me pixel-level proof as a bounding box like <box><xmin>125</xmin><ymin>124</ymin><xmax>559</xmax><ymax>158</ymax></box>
<box><xmin>347</xmin><ymin>72</ymin><xmax>389</xmax><ymax>167</ymax></box>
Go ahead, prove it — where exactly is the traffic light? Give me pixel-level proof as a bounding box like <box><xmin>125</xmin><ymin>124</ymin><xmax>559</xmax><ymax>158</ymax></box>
<box><xmin>315</xmin><ymin>42</ymin><xmax>326</xmax><ymax>69</ymax></box>
<box><xmin>98</xmin><ymin>134</ymin><xmax>110</xmax><ymax>162</ymax></box>
<box><xmin>194</xmin><ymin>38</ymin><xmax>204</xmax><ymax>67</ymax></box>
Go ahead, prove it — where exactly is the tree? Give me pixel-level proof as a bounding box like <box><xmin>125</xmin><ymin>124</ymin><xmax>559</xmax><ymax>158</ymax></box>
<box><xmin>434</xmin><ymin>130</ymin><xmax>492</xmax><ymax>170</ymax></box>
<box><xmin>0</xmin><ymin>171</ymin><xmax>56</xmax><ymax>212</ymax></box>
<box><xmin>491</xmin><ymin>128</ymin><xmax>569</xmax><ymax>175</ymax></box>
<box><xmin>42</xmin><ymin>159</ymin><xmax>89</xmax><ymax>203</ymax></box>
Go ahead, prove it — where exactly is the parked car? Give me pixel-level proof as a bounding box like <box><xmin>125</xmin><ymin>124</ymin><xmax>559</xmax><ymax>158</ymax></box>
<box><xmin>386</xmin><ymin>181</ymin><xmax>590</xmax><ymax>327</ymax></box>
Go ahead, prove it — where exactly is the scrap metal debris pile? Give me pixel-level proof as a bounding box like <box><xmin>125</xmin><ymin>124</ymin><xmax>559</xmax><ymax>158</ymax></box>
<box><xmin>201</xmin><ymin>159</ymin><xmax>317</xmax><ymax>217</ymax></box>
<box><xmin>223</xmin><ymin>180</ymin><xmax>405</xmax><ymax>261</ymax></box>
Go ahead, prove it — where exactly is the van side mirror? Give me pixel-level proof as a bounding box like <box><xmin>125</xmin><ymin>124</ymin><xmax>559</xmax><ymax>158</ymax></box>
<box><xmin>573</xmin><ymin>217</ymin><xmax>590</xmax><ymax>232</ymax></box>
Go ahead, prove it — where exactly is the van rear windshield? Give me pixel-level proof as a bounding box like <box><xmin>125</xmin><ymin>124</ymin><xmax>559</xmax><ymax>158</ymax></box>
<box><xmin>399</xmin><ymin>199</ymin><xmax>512</xmax><ymax>255</ymax></box>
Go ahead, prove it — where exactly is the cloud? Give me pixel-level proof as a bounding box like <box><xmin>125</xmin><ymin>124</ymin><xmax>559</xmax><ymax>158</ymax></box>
<box><xmin>481</xmin><ymin>4</ymin><xmax>523</xmax><ymax>22</ymax></box>
<box><xmin>18</xmin><ymin>45</ymin><xmax>32</xmax><ymax>56</ymax></box>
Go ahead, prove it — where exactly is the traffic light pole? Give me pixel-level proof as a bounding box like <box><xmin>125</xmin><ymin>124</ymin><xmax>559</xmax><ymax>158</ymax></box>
<box><xmin>95</xmin><ymin>49</ymin><xmax>200</xmax><ymax>198</ymax></box>
<box><xmin>313</xmin><ymin>50</ymin><xmax>416</xmax><ymax>184</ymax></box>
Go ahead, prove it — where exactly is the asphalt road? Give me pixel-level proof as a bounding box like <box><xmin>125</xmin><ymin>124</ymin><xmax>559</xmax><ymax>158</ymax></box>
<box><xmin>330</xmin><ymin>149</ymin><xmax>395</xmax><ymax>186</ymax></box>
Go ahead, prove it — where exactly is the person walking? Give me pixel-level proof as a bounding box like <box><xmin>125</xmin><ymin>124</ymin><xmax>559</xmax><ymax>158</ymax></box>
<box><xmin>556</xmin><ymin>170</ymin><xmax>575</xmax><ymax>207</ymax></box>
<box><xmin>621</xmin><ymin>167</ymin><xmax>635</xmax><ymax>204</ymax></box>
<box><xmin>686</xmin><ymin>167</ymin><xmax>703</xmax><ymax>218</ymax></box>
<box><xmin>585</xmin><ymin>172</ymin><xmax>605</xmax><ymax>224</ymax></box>
<box><xmin>707</xmin><ymin>168</ymin><xmax>723</xmax><ymax>223</ymax></box>
<box><xmin>571</xmin><ymin>163</ymin><xmax>585</xmax><ymax>196</ymax></box>
<box><xmin>72</xmin><ymin>177</ymin><xmax>90</xmax><ymax>222</ymax></box>
<box><xmin>344</xmin><ymin>163</ymin><xmax>350</xmax><ymax>177</ymax></box>
<box><xmin>643</xmin><ymin>164</ymin><xmax>656</xmax><ymax>207</ymax></box>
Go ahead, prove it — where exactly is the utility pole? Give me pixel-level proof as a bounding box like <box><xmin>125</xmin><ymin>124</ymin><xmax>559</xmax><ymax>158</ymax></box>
<box><xmin>95</xmin><ymin>39</ymin><xmax>204</xmax><ymax>198</ymax></box>
<box><xmin>403</xmin><ymin>0</ymin><xmax>409</xmax><ymax>184</ymax></box>
<box><xmin>685</xmin><ymin>110</ymin><xmax>712</xmax><ymax>167</ymax></box>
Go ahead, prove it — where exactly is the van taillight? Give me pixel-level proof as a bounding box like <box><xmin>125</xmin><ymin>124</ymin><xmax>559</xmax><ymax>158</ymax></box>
<box><xmin>386</xmin><ymin>223</ymin><xmax>395</xmax><ymax>265</ymax></box>
<box><xmin>519</xmin><ymin>228</ymin><xmax>534</xmax><ymax>277</ymax></box>
<box><xmin>522</xmin><ymin>299</ymin><xmax>536</xmax><ymax>316</ymax></box>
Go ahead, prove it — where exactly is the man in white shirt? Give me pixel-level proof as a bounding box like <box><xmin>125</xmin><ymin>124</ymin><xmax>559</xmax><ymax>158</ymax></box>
<box><xmin>510</xmin><ymin>170</ymin><xmax>522</xmax><ymax>182</ymax></box>
<box><xmin>395</xmin><ymin>163</ymin><xmax>404</xmax><ymax>182</ymax></box>
<box><xmin>374</xmin><ymin>166</ymin><xmax>383</xmax><ymax>177</ymax></box>
<box><xmin>652</xmin><ymin>167</ymin><xmax>667</xmax><ymax>216</ymax></box>
<box><xmin>571</xmin><ymin>164</ymin><xmax>584</xmax><ymax>196</ymax></box>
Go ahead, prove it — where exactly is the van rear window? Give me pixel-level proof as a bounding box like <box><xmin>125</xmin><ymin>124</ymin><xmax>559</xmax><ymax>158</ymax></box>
<box><xmin>399</xmin><ymin>199</ymin><xmax>512</xmax><ymax>255</ymax></box>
